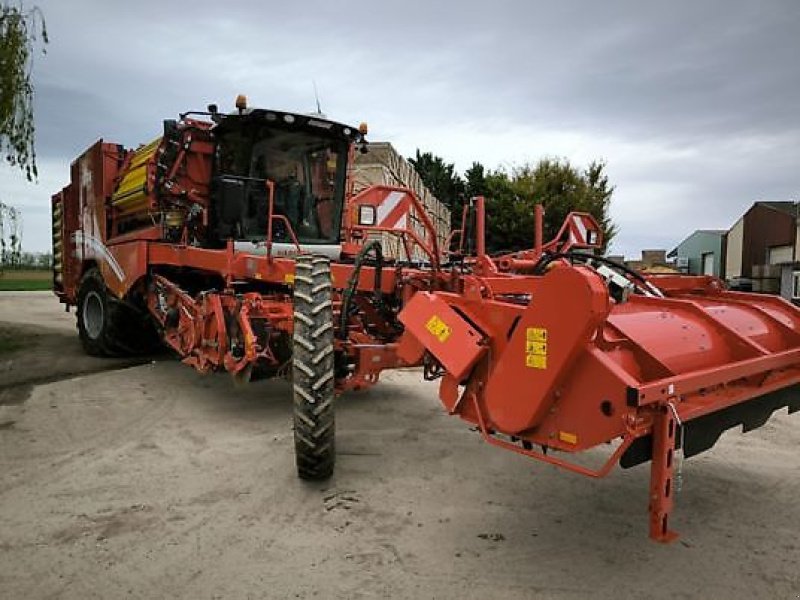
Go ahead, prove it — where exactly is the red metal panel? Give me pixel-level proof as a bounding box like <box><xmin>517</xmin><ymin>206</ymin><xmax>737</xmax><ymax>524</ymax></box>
<box><xmin>608</xmin><ymin>295</ymin><xmax>760</xmax><ymax>375</ymax></box>
<box><xmin>483</xmin><ymin>266</ymin><xmax>610</xmax><ymax>434</ymax></box>
<box><xmin>398</xmin><ymin>292</ymin><xmax>485</xmax><ymax>381</ymax></box>
<box><xmin>60</xmin><ymin>182</ymin><xmax>79</xmax><ymax>302</ymax></box>
<box><xmin>105</xmin><ymin>241</ymin><xmax>148</xmax><ymax>298</ymax></box>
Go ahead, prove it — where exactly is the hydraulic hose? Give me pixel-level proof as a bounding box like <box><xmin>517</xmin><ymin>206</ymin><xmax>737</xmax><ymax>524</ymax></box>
<box><xmin>534</xmin><ymin>251</ymin><xmax>664</xmax><ymax>297</ymax></box>
<box><xmin>338</xmin><ymin>240</ymin><xmax>384</xmax><ymax>339</ymax></box>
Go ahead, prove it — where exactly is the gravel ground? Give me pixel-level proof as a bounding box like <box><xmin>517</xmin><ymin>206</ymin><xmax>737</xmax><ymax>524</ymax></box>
<box><xmin>0</xmin><ymin>292</ymin><xmax>798</xmax><ymax>599</ymax></box>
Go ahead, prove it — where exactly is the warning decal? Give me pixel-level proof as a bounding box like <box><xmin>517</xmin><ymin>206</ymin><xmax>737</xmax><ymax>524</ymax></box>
<box><xmin>525</xmin><ymin>327</ymin><xmax>548</xmax><ymax>369</ymax></box>
<box><xmin>425</xmin><ymin>315</ymin><xmax>452</xmax><ymax>343</ymax></box>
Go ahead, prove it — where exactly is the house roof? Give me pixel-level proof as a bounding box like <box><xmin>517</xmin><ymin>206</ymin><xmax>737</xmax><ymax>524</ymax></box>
<box><xmin>756</xmin><ymin>201</ymin><xmax>797</xmax><ymax>217</ymax></box>
<box><xmin>668</xmin><ymin>229</ymin><xmax>725</xmax><ymax>257</ymax></box>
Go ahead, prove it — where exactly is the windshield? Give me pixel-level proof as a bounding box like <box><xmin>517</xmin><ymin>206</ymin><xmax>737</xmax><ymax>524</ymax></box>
<box><xmin>216</xmin><ymin>127</ymin><xmax>348</xmax><ymax>245</ymax></box>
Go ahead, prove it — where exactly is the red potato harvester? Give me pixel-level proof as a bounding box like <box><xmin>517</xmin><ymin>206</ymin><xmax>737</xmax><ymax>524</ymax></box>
<box><xmin>51</xmin><ymin>97</ymin><xmax>800</xmax><ymax>542</ymax></box>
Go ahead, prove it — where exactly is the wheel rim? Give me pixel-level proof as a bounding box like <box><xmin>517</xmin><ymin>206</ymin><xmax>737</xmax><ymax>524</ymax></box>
<box><xmin>83</xmin><ymin>291</ymin><xmax>104</xmax><ymax>340</ymax></box>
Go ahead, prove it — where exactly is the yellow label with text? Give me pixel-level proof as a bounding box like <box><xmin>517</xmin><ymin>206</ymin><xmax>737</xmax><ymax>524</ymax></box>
<box><xmin>525</xmin><ymin>327</ymin><xmax>548</xmax><ymax>369</ymax></box>
<box><xmin>526</xmin><ymin>340</ymin><xmax>547</xmax><ymax>355</ymax></box>
<box><xmin>558</xmin><ymin>431</ymin><xmax>578</xmax><ymax>445</ymax></box>
<box><xmin>526</xmin><ymin>327</ymin><xmax>547</xmax><ymax>342</ymax></box>
<box><xmin>526</xmin><ymin>354</ymin><xmax>547</xmax><ymax>369</ymax></box>
<box><xmin>284</xmin><ymin>273</ymin><xmax>295</xmax><ymax>285</ymax></box>
<box><xmin>425</xmin><ymin>315</ymin><xmax>452</xmax><ymax>343</ymax></box>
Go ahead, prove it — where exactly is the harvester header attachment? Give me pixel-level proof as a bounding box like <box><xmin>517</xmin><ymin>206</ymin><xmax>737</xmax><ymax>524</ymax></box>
<box><xmin>396</xmin><ymin>201</ymin><xmax>800</xmax><ymax>542</ymax></box>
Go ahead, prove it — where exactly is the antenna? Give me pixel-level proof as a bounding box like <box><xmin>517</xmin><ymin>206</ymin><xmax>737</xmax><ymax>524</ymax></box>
<box><xmin>312</xmin><ymin>80</ymin><xmax>325</xmax><ymax>117</ymax></box>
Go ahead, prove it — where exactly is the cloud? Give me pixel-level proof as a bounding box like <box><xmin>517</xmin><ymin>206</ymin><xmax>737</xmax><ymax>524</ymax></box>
<box><xmin>1</xmin><ymin>0</ymin><xmax>798</xmax><ymax>257</ymax></box>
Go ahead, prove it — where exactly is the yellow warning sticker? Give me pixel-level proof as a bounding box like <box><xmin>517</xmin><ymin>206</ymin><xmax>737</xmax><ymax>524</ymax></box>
<box><xmin>526</xmin><ymin>327</ymin><xmax>547</xmax><ymax>342</ymax></box>
<box><xmin>525</xmin><ymin>327</ymin><xmax>548</xmax><ymax>369</ymax></box>
<box><xmin>526</xmin><ymin>354</ymin><xmax>547</xmax><ymax>369</ymax></box>
<box><xmin>425</xmin><ymin>315</ymin><xmax>452</xmax><ymax>343</ymax></box>
<box><xmin>284</xmin><ymin>273</ymin><xmax>295</xmax><ymax>285</ymax></box>
<box><xmin>558</xmin><ymin>431</ymin><xmax>578</xmax><ymax>445</ymax></box>
<box><xmin>526</xmin><ymin>340</ymin><xmax>547</xmax><ymax>355</ymax></box>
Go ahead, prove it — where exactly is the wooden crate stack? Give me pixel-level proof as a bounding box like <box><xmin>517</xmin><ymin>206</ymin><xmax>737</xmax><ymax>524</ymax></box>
<box><xmin>351</xmin><ymin>143</ymin><xmax>451</xmax><ymax>261</ymax></box>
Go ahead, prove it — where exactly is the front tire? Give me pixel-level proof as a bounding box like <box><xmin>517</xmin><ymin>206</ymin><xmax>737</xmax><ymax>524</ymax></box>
<box><xmin>292</xmin><ymin>255</ymin><xmax>336</xmax><ymax>480</ymax></box>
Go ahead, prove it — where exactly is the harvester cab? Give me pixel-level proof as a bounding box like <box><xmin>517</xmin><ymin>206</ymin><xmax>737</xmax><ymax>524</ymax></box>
<box><xmin>204</xmin><ymin>102</ymin><xmax>365</xmax><ymax>258</ymax></box>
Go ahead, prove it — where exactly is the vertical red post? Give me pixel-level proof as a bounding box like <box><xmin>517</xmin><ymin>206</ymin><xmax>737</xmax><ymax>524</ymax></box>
<box><xmin>648</xmin><ymin>404</ymin><xmax>679</xmax><ymax>542</ymax></box>
<box><xmin>475</xmin><ymin>195</ymin><xmax>486</xmax><ymax>259</ymax></box>
<box><xmin>534</xmin><ymin>203</ymin><xmax>544</xmax><ymax>260</ymax></box>
<box><xmin>458</xmin><ymin>203</ymin><xmax>469</xmax><ymax>255</ymax></box>
<box><xmin>346</xmin><ymin>143</ymin><xmax>356</xmax><ymax>198</ymax></box>
<box><xmin>265</xmin><ymin>179</ymin><xmax>276</xmax><ymax>262</ymax></box>
<box><xmin>225</xmin><ymin>238</ymin><xmax>234</xmax><ymax>286</ymax></box>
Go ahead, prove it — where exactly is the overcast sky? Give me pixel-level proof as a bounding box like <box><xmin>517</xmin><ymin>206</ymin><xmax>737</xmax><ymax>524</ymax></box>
<box><xmin>2</xmin><ymin>0</ymin><xmax>799</xmax><ymax>257</ymax></box>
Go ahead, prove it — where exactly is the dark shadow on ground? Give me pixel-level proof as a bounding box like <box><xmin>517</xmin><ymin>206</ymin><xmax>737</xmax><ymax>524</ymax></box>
<box><xmin>0</xmin><ymin>321</ymin><xmax>158</xmax><ymax>404</ymax></box>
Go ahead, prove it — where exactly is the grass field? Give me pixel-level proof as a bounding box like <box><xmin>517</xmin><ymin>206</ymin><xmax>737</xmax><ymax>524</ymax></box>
<box><xmin>0</xmin><ymin>270</ymin><xmax>52</xmax><ymax>292</ymax></box>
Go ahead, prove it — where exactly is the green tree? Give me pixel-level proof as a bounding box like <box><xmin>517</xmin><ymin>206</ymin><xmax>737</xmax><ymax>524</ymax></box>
<box><xmin>454</xmin><ymin>161</ymin><xmax>487</xmax><ymax>231</ymax></box>
<box><xmin>409</xmin><ymin>150</ymin><xmax>616</xmax><ymax>255</ymax></box>
<box><xmin>408</xmin><ymin>150</ymin><xmax>464</xmax><ymax>217</ymax></box>
<box><xmin>481</xmin><ymin>158</ymin><xmax>616</xmax><ymax>254</ymax></box>
<box><xmin>0</xmin><ymin>201</ymin><xmax>22</xmax><ymax>269</ymax></box>
<box><xmin>1</xmin><ymin>4</ymin><xmax>47</xmax><ymax>181</ymax></box>
<box><xmin>583</xmin><ymin>160</ymin><xmax>616</xmax><ymax>248</ymax></box>
<box><xmin>464</xmin><ymin>162</ymin><xmax>487</xmax><ymax>198</ymax></box>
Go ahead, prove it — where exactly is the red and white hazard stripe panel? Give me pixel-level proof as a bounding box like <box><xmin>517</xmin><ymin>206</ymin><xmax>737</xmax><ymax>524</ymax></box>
<box><xmin>375</xmin><ymin>190</ymin><xmax>410</xmax><ymax>230</ymax></box>
<box><xmin>567</xmin><ymin>214</ymin><xmax>599</xmax><ymax>246</ymax></box>
<box><xmin>352</xmin><ymin>187</ymin><xmax>416</xmax><ymax>232</ymax></box>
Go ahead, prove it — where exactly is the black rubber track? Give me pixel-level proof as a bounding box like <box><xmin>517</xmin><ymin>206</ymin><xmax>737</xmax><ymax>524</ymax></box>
<box><xmin>292</xmin><ymin>255</ymin><xmax>336</xmax><ymax>480</ymax></box>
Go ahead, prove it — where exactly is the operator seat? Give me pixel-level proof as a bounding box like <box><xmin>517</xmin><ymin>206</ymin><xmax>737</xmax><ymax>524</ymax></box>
<box><xmin>275</xmin><ymin>178</ymin><xmax>302</xmax><ymax>227</ymax></box>
<box><xmin>214</xmin><ymin>176</ymin><xmax>247</xmax><ymax>239</ymax></box>
<box><xmin>274</xmin><ymin>178</ymin><xmax>324</xmax><ymax>241</ymax></box>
